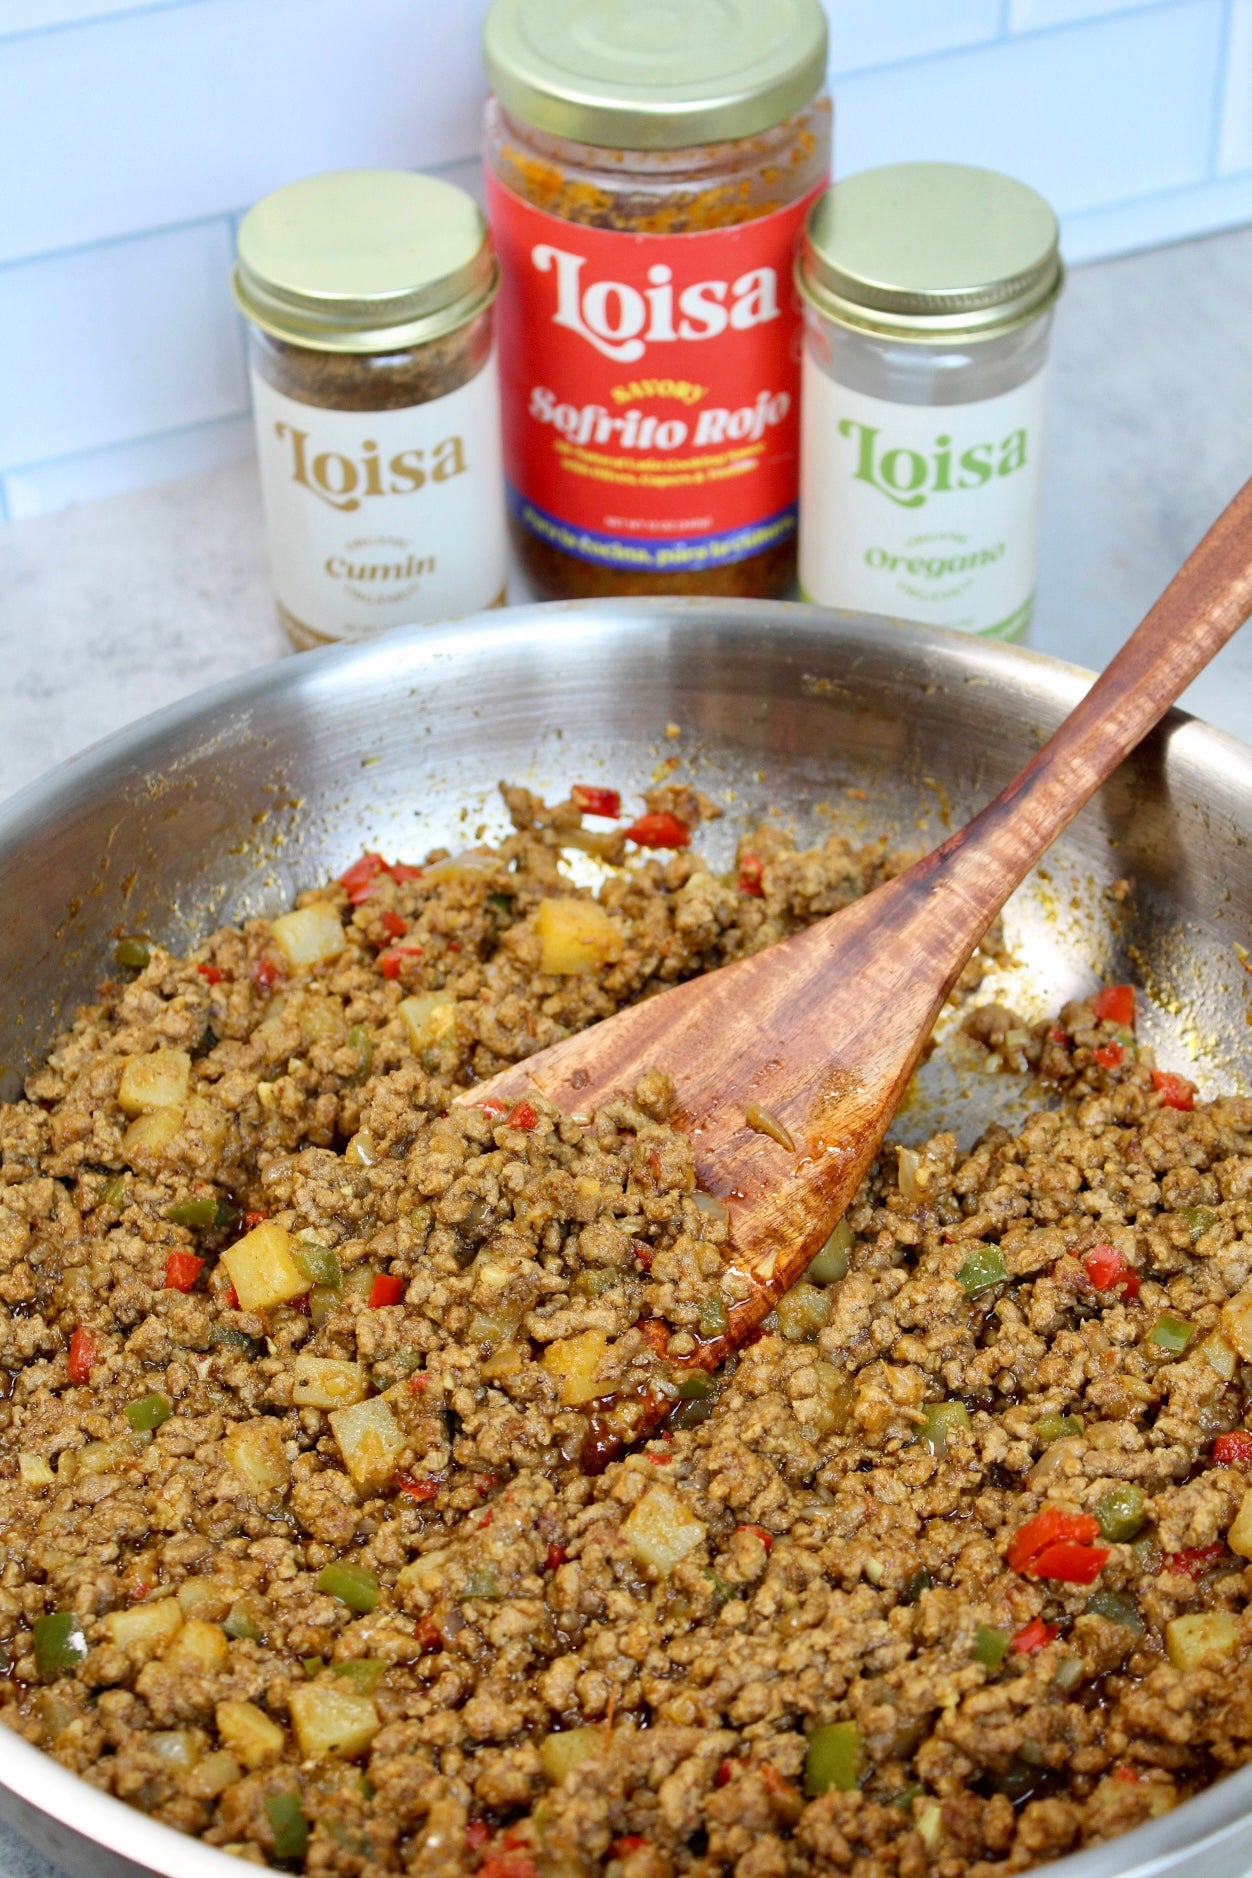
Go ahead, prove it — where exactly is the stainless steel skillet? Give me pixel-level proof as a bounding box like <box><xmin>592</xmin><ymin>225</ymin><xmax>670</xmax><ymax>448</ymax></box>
<box><xmin>1</xmin><ymin>598</ymin><xmax>1250</xmax><ymax>1878</ymax></box>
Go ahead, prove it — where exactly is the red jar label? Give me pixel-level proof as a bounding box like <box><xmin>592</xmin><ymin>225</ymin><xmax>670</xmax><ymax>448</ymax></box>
<box><xmin>486</xmin><ymin>175</ymin><xmax>822</xmax><ymax>573</ymax></box>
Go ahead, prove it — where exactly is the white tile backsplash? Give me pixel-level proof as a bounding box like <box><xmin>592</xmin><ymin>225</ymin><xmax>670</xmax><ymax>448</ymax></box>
<box><xmin>0</xmin><ymin>218</ymin><xmax>245</xmax><ymax>463</ymax></box>
<box><xmin>1218</xmin><ymin>0</ymin><xmax>1252</xmax><ymax>171</ymax></box>
<box><xmin>0</xmin><ymin>0</ymin><xmax>1248</xmax><ymax>520</ymax></box>
<box><xmin>0</xmin><ymin>0</ymin><xmax>491</xmax><ymax>266</ymax></box>
<box><xmin>0</xmin><ymin>0</ymin><xmax>191</xmax><ymax>34</ymax></box>
<box><xmin>1008</xmin><ymin>0</ymin><xmax>1175</xmax><ymax>28</ymax></box>
<box><xmin>2</xmin><ymin>412</ymin><xmax>252</xmax><ymax>519</ymax></box>
<box><xmin>835</xmin><ymin>0</ymin><xmax>1226</xmax><ymax>214</ymax></box>
<box><xmin>826</xmin><ymin>0</ymin><xmax>1000</xmax><ymax>75</ymax></box>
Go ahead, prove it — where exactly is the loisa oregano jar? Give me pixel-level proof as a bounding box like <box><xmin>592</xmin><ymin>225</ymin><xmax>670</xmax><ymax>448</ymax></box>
<box><xmin>797</xmin><ymin>163</ymin><xmax>1064</xmax><ymax>641</ymax></box>
<box><xmin>482</xmin><ymin>0</ymin><xmax>830</xmax><ymax>602</ymax></box>
<box><xmin>233</xmin><ymin>169</ymin><xmax>507</xmax><ymax>650</ymax></box>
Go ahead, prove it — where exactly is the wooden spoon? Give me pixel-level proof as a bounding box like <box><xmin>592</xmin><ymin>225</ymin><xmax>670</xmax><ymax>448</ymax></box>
<box><xmin>462</xmin><ymin>478</ymin><xmax>1252</xmax><ymax>1371</ymax></box>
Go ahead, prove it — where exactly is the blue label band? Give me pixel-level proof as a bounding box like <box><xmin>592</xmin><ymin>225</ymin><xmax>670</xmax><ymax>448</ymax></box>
<box><xmin>507</xmin><ymin>485</ymin><xmax>797</xmax><ymax>573</ymax></box>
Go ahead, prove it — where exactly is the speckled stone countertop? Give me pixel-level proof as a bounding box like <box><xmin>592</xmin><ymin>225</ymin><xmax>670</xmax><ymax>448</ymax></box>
<box><xmin>0</xmin><ymin>226</ymin><xmax>1250</xmax><ymax>1878</ymax></box>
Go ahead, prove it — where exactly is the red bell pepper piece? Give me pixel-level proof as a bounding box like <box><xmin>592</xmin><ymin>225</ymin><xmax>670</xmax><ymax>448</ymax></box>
<box><xmin>1093</xmin><ymin>1042</ymin><xmax>1124</xmax><ymax>1069</ymax></box>
<box><xmin>735</xmin><ymin>1523</ymin><xmax>774</xmax><ymax>1553</ymax></box>
<box><xmin>1093</xmin><ymin>985</ymin><xmax>1136</xmax><ymax>1028</ymax></box>
<box><xmin>1162</xmin><ymin>1543</ymin><xmax>1226</xmax><ymax>1576</ymax></box>
<box><xmin>1151</xmin><ymin>1070</ymin><xmax>1196</xmax><ymax>1111</ymax></box>
<box><xmin>197</xmin><ymin>962</ymin><xmax>224</xmax><ymax>984</ymax></box>
<box><xmin>339</xmin><ymin>852</ymin><xmax>388</xmax><ymax>903</ymax></box>
<box><xmin>544</xmin><ymin>1543</ymin><xmax>567</xmax><ymax>1571</ymax></box>
<box><xmin>611</xmin><ymin>1839</ymin><xmax>647</xmax><ymax>1857</ymax></box>
<box><xmin>1082</xmin><ymin>1243</ymin><xmax>1140</xmax><ymax>1299</ymax></box>
<box><xmin>465</xmin><ymin>1822</ymin><xmax>491</xmax><ymax>1852</ymax></box>
<box><xmin>479</xmin><ymin>1855</ymin><xmax>538</xmax><ymax>1878</ymax></box>
<box><xmin>1213</xmin><ymin>1431</ymin><xmax>1252</xmax><ymax>1466</ymax></box>
<box><xmin>571</xmin><ymin>784</ymin><xmax>621</xmax><ymax>818</ymax></box>
<box><xmin>1011</xmin><ymin>1616</ymin><xmax>1058</xmax><ymax>1655</ymax></box>
<box><xmin>737</xmin><ymin>855</ymin><xmax>765</xmax><ymax>897</ymax></box>
<box><xmin>389</xmin><ymin>861</ymin><xmax>423</xmax><ymax>883</ymax></box>
<box><xmin>396</xmin><ymin>1471</ymin><xmax>441</xmax><ymax>1502</ymax></box>
<box><xmin>252</xmin><ymin>955</ymin><xmax>282</xmax><ymax>989</ymax></box>
<box><xmin>1031</xmin><ymin>1539</ymin><xmax>1109</xmax><ymax>1584</ymax></box>
<box><xmin>1006</xmin><ymin>1506</ymin><xmax>1102</xmax><ymax>1573</ymax></box>
<box><xmin>623</xmin><ymin>810</ymin><xmax>690</xmax><ymax>849</ymax></box>
<box><xmin>379</xmin><ymin>909</ymin><xmax>408</xmax><ymax>940</ymax></box>
<box><xmin>369</xmin><ymin>1273</ymin><xmax>405</xmax><ymax>1308</ymax></box>
<box><xmin>477</xmin><ymin>1096</ymin><xmax>511</xmax><ymax>1117</ymax></box>
<box><xmin>244</xmin><ymin>1211</ymin><xmax>268</xmax><ymax>1229</ymax></box>
<box><xmin>380</xmin><ymin>945</ymin><xmax>423</xmax><ymax>980</ymax></box>
<box><xmin>413</xmin><ymin>1616</ymin><xmax>442</xmax><ymax>1653</ymax></box>
<box><xmin>715</xmin><ymin>1760</ymin><xmax>735</xmax><ymax>1787</ymax></box>
<box><xmin>506</xmin><ymin>1100</ymin><xmax>538</xmax><ymax>1131</ymax></box>
<box><xmin>1048</xmin><ymin>1025</ymin><xmax>1069</xmax><ymax>1044</ymax></box>
<box><xmin>163</xmin><ymin>1251</ymin><xmax>204</xmax><ymax>1293</ymax></box>
<box><xmin>67</xmin><ymin>1326</ymin><xmax>98</xmax><ymax>1384</ymax></box>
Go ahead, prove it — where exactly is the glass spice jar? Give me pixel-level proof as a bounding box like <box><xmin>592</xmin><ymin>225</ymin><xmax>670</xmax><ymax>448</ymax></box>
<box><xmin>796</xmin><ymin>163</ymin><xmax>1064</xmax><ymax>641</ymax></box>
<box><xmin>482</xmin><ymin>0</ymin><xmax>830</xmax><ymax>601</ymax></box>
<box><xmin>233</xmin><ymin>169</ymin><xmax>507</xmax><ymax>650</ymax></box>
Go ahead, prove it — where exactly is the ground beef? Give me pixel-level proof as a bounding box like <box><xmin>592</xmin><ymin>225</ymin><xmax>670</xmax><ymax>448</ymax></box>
<box><xmin>1</xmin><ymin>784</ymin><xmax>1249</xmax><ymax>1878</ymax></box>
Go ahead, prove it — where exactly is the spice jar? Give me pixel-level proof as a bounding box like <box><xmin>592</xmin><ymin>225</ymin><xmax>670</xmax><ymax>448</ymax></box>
<box><xmin>483</xmin><ymin>0</ymin><xmax>830</xmax><ymax>601</ymax></box>
<box><xmin>797</xmin><ymin>163</ymin><xmax>1063</xmax><ymax>641</ymax></box>
<box><xmin>233</xmin><ymin>170</ymin><xmax>507</xmax><ymax>650</ymax></box>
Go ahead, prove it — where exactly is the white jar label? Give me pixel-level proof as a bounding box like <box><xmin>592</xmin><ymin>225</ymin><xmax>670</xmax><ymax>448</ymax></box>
<box><xmin>798</xmin><ymin>359</ymin><xmax>1050</xmax><ymax>638</ymax></box>
<box><xmin>250</xmin><ymin>353</ymin><xmax>507</xmax><ymax>642</ymax></box>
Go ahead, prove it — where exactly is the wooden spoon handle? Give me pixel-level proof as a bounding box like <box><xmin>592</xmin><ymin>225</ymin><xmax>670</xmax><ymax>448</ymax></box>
<box><xmin>932</xmin><ymin>474</ymin><xmax>1252</xmax><ymax>917</ymax></box>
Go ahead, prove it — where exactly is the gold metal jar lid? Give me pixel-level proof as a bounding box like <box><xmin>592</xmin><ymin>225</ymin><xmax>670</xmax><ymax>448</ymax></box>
<box><xmin>798</xmin><ymin>163</ymin><xmax>1063</xmax><ymax>343</ymax></box>
<box><xmin>233</xmin><ymin>169</ymin><xmax>498</xmax><ymax>354</ymax></box>
<box><xmin>483</xmin><ymin>0</ymin><xmax>827</xmax><ymax>150</ymax></box>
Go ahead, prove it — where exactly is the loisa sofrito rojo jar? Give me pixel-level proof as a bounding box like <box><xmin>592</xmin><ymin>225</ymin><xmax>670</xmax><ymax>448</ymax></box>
<box><xmin>233</xmin><ymin>169</ymin><xmax>507</xmax><ymax>650</ymax></box>
<box><xmin>482</xmin><ymin>0</ymin><xmax>831</xmax><ymax>601</ymax></box>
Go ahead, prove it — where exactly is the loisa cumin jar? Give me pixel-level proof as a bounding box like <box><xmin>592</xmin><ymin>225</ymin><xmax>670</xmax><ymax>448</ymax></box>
<box><xmin>483</xmin><ymin>0</ymin><xmax>830</xmax><ymax>602</ymax></box>
<box><xmin>797</xmin><ymin>163</ymin><xmax>1064</xmax><ymax>641</ymax></box>
<box><xmin>233</xmin><ymin>169</ymin><xmax>508</xmax><ymax>651</ymax></box>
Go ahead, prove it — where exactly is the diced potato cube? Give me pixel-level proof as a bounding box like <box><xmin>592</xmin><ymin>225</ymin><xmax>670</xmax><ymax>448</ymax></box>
<box><xmin>1221</xmin><ymin>1290</ymin><xmax>1252</xmax><ymax>1361</ymax></box>
<box><xmin>187</xmin><ymin>1750</ymin><xmax>243</xmax><ymax>1799</ymax></box>
<box><xmin>148</xmin><ymin>1729</ymin><xmax>199</xmax><ymax>1771</ymax></box>
<box><xmin>104</xmin><ymin>1598</ymin><xmax>184</xmax><ymax>1655</ymax></box>
<box><xmin>329</xmin><ymin>1396</ymin><xmax>405</xmax><ymax>1490</ymax></box>
<box><xmin>622</xmin><ymin>1484</ymin><xmax>707</xmax><ymax>1577</ymax></box>
<box><xmin>293</xmin><ymin>1355</ymin><xmax>369</xmax><ymax>1410</ymax></box>
<box><xmin>398</xmin><ymin>992</ymin><xmax>458</xmax><ymax>1055</ymax></box>
<box><xmin>164</xmin><ymin>1618</ymin><xmax>229</xmax><ymax>1674</ymax></box>
<box><xmin>543</xmin><ymin>1330</ymin><xmax>611</xmax><ymax>1407</ymax></box>
<box><xmin>177</xmin><ymin>1577</ymin><xmax>233</xmax><ymax>1621</ymax></box>
<box><xmin>1165</xmin><ymin>1611</ymin><xmax>1238</xmax><ymax>1669</ymax></box>
<box><xmin>539</xmin><ymin>1727</ymin><xmax>604</xmax><ymax>1783</ymax></box>
<box><xmin>117</xmin><ymin>1049</ymin><xmax>191</xmax><ymax>1116</ymax></box>
<box><xmin>288</xmin><ymin>1682</ymin><xmax>380</xmax><ymax>1759</ymax></box>
<box><xmin>122</xmin><ymin>1105</ymin><xmax>184</xmax><ymax>1168</ymax></box>
<box><xmin>421</xmin><ymin>850</ymin><xmax>497</xmax><ymax>886</ymax></box>
<box><xmin>222</xmin><ymin>1221</ymin><xmax>306</xmax><ymax>1312</ymax></box>
<box><xmin>222</xmin><ymin>1419</ymin><xmax>290</xmax><ymax>1501</ymax></box>
<box><xmin>269</xmin><ymin>902</ymin><xmax>347</xmax><ymax>969</ymax></box>
<box><xmin>1228</xmin><ymin>1486</ymin><xmax>1252</xmax><ymax>1559</ymax></box>
<box><xmin>216</xmin><ymin>1699</ymin><xmax>286</xmax><ymax>1769</ymax></box>
<box><xmin>1200</xmin><ymin>1331</ymin><xmax>1238</xmax><ymax>1381</ymax></box>
<box><xmin>535</xmin><ymin>897</ymin><xmax>620</xmax><ymax>975</ymax></box>
<box><xmin>19</xmin><ymin>1453</ymin><xmax>53</xmax><ymax>1487</ymax></box>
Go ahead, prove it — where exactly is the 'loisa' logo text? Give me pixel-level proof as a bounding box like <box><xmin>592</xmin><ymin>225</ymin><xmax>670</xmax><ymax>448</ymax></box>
<box><xmin>840</xmin><ymin>420</ymin><xmax>1028</xmax><ymax>510</ymax></box>
<box><xmin>276</xmin><ymin>425</ymin><xmax>468</xmax><ymax>512</ymax></box>
<box><xmin>531</xmin><ymin>245</ymin><xmax>781</xmax><ymax>364</ymax></box>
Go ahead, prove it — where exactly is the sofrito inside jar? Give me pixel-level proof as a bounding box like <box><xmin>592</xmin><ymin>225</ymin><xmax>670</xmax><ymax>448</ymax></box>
<box><xmin>483</xmin><ymin>0</ymin><xmax>831</xmax><ymax>601</ymax></box>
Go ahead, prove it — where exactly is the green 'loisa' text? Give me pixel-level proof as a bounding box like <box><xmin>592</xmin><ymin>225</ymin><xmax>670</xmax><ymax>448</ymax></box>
<box><xmin>839</xmin><ymin>420</ymin><xmax>1028</xmax><ymax>510</ymax></box>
